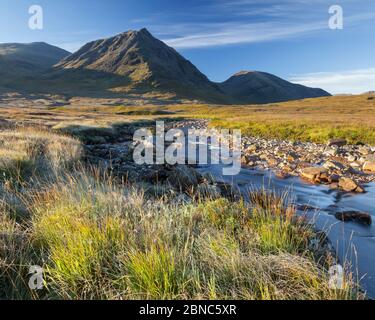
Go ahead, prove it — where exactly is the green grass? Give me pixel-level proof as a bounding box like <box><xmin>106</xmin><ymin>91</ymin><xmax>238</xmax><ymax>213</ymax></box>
<box><xmin>210</xmin><ymin>119</ymin><xmax>375</xmax><ymax>145</ymax></box>
<box><xmin>0</xmin><ymin>127</ymin><xmax>363</xmax><ymax>300</ymax></box>
<box><xmin>99</xmin><ymin>94</ymin><xmax>375</xmax><ymax>145</ymax></box>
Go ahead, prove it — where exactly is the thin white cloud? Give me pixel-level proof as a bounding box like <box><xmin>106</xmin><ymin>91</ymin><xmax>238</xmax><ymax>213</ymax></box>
<box><xmin>163</xmin><ymin>21</ymin><xmax>325</xmax><ymax>48</ymax></box>
<box><xmin>289</xmin><ymin>68</ymin><xmax>375</xmax><ymax>94</ymax></box>
<box><xmin>160</xmin><ymin>3</ymin><xmax>375</xmax><ymax>49</ymax></box>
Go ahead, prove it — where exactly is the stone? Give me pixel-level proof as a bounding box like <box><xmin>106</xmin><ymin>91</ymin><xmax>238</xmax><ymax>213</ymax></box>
<box><xmin>242</xmin><ymin>155</ymin><xmax>260</xmax><ymax>165</ymax></box>
<box><xmin>323</xmin><ymin>160</ymin><xmax>346</xmax><ymax>171</ymax></box>
<box><xmin>266</xmin><ymin>156</ymin><xmax>279</xmax><ymax>167</ymax></box>
<box><xmin>327</xmin><ymin>138</ymin><xmax>347</xmax><ymax>147</ymax></box>
<box><xmin>316</xmin><ymin>172</ymin><xmax>330</xmax><ymax>183</ymax></box>
<box><xmin>300</xmin><ymin>167</ymin><xmax>327</xmax><ymax>181</ymax></box>
<box><xmin>355</xmin><ymin>185</ymin><xmax>365</xmax><ymax>193</ymax></box>
<box><xmin>245</xmin><ymin>144</ymin><xmax>257</xmax><ymax>153</ymax></box>
<box><xmin>363</xmin><ymin>161</ymin><xmax>375</xmax><ymax>172</ymax></box>
<box><xmin>275</xmin><ymin>171</ymin><xmax>290</xmax><ymax>179</ymax></box>
<box><xmin>350</xmin><ymin>161</ymin><xmax>361</xmax><ymax>168</ymax></box>
<box><xmin>358</xmin><ymin>146</ymin><xmax>371</xmax><ymax>155</ymax></box>
<box><xmin>338</xmin><ymin>177</ymin><xmax>361</xmax><ymax>192</ymax></box>
<box><xmin>335</xmin><ymin>211</ymin><xmax>372</xmax><ymax>225</ymax></box>
<box><xmin>286</xmin><ymin>152</ymin><xmax>299</xmax><ymax>162</ymax></box>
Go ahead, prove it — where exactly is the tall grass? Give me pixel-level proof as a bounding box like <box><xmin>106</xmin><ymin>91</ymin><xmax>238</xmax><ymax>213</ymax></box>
<box><xmin>0</xmin><ymin>127</ymin><xmax>363</xmax><ymax>300</ymax></box>
<box><xmin>0</xmin><ymin>127</ymin><xmax>82</xmax><ymax>184</ymax></box>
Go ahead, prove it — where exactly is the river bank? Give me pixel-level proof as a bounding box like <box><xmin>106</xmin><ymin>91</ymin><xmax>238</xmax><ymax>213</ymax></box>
<box><xmin>2</xmin><ymin>124</ymin><xmax>359</xmax><ymax>300</ymax></box>
<box><xmin>78</xmin><ymin>118</ymin><xmax>375</xmax><ymax>297</ymax></box>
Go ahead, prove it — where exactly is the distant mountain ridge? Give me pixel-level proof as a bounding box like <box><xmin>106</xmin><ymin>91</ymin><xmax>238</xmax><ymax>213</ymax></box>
<box><xmin>0</xmin><ymin>42</ymin><xmax>69</xmax><ymax>76</ymax></box>
<box><xmin>219</xmin><ymin>71</ymin><xmax>330</xmax><ymax>104</ymax></box>
<box><xmin>0</xmin><ymin>29</ymin><xmax>331</xmax><ymax>103</ymax></box>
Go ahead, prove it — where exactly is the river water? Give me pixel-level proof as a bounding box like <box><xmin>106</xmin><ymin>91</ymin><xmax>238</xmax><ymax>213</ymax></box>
<box><xmin>191</xmin><ymin>143</ymin><xmax>375</xmax><ymax>298</ymax></box>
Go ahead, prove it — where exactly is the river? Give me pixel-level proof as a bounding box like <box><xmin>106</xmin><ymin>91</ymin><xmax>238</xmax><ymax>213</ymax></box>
<box><xmin>189</xmin><ymin>140</ymin><xmax>375</xmax><ymax>298</ymax></box>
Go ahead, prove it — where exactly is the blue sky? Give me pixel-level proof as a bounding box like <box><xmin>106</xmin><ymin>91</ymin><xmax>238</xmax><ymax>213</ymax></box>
<box><xmin>1</xmin><ymin>0</ymin><xmax>375</xmax><ymax>93</ymax></box>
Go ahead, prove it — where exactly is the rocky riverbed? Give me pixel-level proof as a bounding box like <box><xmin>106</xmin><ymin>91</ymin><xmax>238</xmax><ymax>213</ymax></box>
<box><xmin>240</xmin><ymin>136</ymin><xmax>375</xmax><ymax>192</ymax></box>
<box><xmin>175</xmin><ymin>119</ymin><xmax>375</xmax><ymax>193</ymax></box>
<box><xmin>83</xmin><ymin>118</ymin><xmax>375</xmax><ymax>195</ymax></box>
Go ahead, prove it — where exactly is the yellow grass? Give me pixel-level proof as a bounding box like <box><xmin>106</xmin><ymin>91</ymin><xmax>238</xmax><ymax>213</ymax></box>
<box><xmin>2</xmin><ymin>93</ymin><xmax>374</xmax><ymax>144</ymax></box>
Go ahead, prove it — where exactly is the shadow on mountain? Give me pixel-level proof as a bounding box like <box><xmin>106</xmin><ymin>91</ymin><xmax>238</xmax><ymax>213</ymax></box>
<box><xmin>1</xmin><ymin>68</ymin><xmax>134</xmax><ymax>99</ymax></box>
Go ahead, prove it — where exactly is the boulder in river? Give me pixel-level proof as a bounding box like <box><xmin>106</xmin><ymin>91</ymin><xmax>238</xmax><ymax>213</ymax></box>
<box><xmin>335</xmin><ymin>211</ymin><xmax>372</xmax><ymax>226</ymax></box>
<box><xmin>338</xmin><ymin>177</ymin><xmax>364</xmax><ymax>193</ymax></box>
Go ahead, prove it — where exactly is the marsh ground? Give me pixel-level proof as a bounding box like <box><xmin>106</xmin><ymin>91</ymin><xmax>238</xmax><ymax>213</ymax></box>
<box><xmin>1</xmin><ymin>93</ymin><xmax>374</xmax><ymax>145</ymax></box>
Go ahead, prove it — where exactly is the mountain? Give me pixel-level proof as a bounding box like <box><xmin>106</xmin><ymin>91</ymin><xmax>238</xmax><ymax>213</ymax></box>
<box><xmin>53</xmin><ymin>28</ymin><xmax>228</xmax><ymax>102</ymax></box>
<box><xmin>0</xmin><ymin>31</ymin><xmax>330</xmax><ymax>104</ymax></box>
<box><xmin>219</xmin><ymin>71</ymin><xmax>331</xmax><ymax>104</ymax></box>
<box><xmin>0</xmin><ymin>42</ymin><xmax>70</xmax><ymax>78</ymax></box>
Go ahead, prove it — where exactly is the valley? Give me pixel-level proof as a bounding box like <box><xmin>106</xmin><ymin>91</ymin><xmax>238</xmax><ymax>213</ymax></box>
<box><xmin>0</xmin><ymin>27</ymin><xmax>374</xmax><ymax>300</ymax></box>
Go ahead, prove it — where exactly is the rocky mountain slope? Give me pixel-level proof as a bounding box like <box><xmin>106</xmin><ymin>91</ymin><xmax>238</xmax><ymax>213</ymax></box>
<box><xmin>219</xmin><ymin>71</ymin><xmax>331</xmax><ymax>104</ymax></box>
<box><xmin>53</xmin><ymin>28</ymin><xmax>229</xmax><ymax>102</ymax></box>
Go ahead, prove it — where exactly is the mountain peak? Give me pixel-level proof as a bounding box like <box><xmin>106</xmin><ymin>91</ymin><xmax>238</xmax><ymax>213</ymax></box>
<box><xmin>115</xmin><ymin>28</ymin><xmax>152</xmax><ymax>39</ymax></box>
<box><xmin>54</xmin><ymin>28</ymin><xmax>228</xmax><ymax>102</ymax></box>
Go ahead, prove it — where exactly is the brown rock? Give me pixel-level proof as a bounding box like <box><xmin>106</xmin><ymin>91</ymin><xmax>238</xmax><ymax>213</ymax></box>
<box><xmin>323</xmin><ymin>160</ymin><xmax>346</xmax><ymax>171</ymax></box>
<box><xmin>338</xmin><ymin>177</ymin><xmax>360</xmax><ymax>192</ymax></box>
<box><xmin>245</xmin><ymin>145</ymin><xmax>257</xmax><ymax>153</ymax></box>
<box><xmin>355</xmin><ymin>185</ymin><xmax>365</xmax><ymax>193</ymax></box>
<box><xmin>286</xmin><ymin>152</ymin><xmax>299</xmax><ymax>162</ymax></box>
<box><xmin>275</xmin><ymin>171</ymin><xmax>290</xmax><ymax>179</ymax></box>
<box><xmin>363</xmin><ymin>161</ymin><xmax>375</xmax><ymax>172</ymax></box>
<box><xmin>300</xmin><ymin>167</ymin><xmax>327</xmax><ymax>181</ymax></box>
<box><xmin>266</xmin><ymin>157</ymin><xmax>279</xmax><ymax>167</ymax></box>
<box><xmin>358</xmin><ymin>146</ymin><xmax>371</xmax><ymax>155</ymax></box>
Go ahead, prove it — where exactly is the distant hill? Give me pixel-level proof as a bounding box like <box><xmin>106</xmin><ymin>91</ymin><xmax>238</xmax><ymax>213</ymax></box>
<box><xmin>0</xmin><ymin>31</ymin><xmax>331</xmax><ymax>104</ymax></box>
<box><xmin>218</xmin><ymin>71</ymin><xmax>331</xmax><ymax>104</ymax></box>
<box><xmin>0</xmin><ymin>42</ymin><xmax>69</xmax><ymax>77</ymax></box>
<box><xmin>53</xmin><ymin>28</ymin><xmax>229</xmax><ymax>102</ymax></box>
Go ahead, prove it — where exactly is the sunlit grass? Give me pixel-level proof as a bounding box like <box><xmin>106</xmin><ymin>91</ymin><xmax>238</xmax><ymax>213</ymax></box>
<box><xmin>0</xmin><ymin>127</ymin><xmax>364</xmax><ymax>300</ymax></box>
